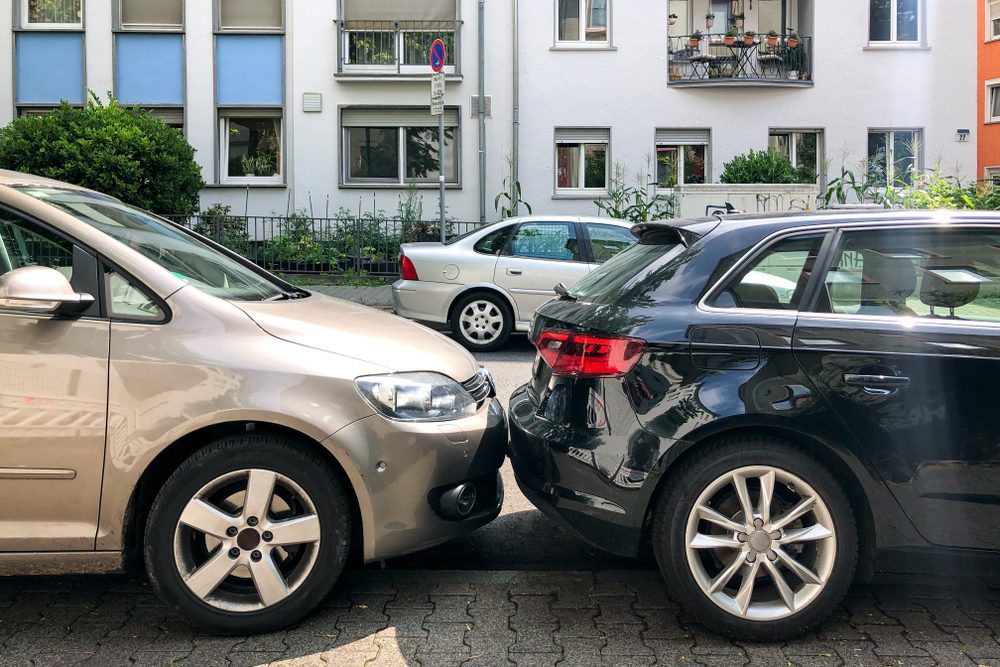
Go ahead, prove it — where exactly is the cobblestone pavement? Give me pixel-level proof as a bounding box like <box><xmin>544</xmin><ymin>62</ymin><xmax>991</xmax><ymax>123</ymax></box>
<box><xmin>2</xmin><ymin>569</ymin><xmax>1000</xmax><ymax>666</ymax></box>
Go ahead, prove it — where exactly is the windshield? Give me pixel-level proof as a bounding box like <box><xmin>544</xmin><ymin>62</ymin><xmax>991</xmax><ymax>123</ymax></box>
<box><xmin>14</xmin><ymin>187</ymin><xmax>289</xmax><ymax>301</ymax></box>
<box><xmin>569</xmin><ymin>241</ymin><xmax>685</xmax><ymax>303</ymax></box>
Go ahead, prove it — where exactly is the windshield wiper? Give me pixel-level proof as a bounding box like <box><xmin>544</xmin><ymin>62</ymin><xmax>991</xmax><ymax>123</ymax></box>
<box><xmin>554</xmin><ymin>282</ymin><xmax>577</xmax><ymax>302</ymax></box>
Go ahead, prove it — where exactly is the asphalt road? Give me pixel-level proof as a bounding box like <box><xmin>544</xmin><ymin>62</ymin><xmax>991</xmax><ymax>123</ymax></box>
<box><xmin>384</xmin><ymin>334</ymin><xmax>648</xmax><ymax>572</ymax></box>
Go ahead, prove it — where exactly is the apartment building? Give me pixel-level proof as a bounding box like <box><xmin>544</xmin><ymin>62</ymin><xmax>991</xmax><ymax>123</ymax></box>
<box><xmin>0</xmin><ymin>0</ymin><xmax>979</xmax><ymax>220</ymax></box>
<box><xmin>983</xmin><ymin>0</ymin><xmax>1000</xmax><ymax>184</ymax></box>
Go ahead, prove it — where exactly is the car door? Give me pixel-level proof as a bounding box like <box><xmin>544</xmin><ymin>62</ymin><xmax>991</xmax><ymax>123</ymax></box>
<box><xmin>494</xmin><ymin>220</ymin><xmax>591</xmax><ymax>324</ymax></box>
<box><xmin>793</xmin><ymin>224</ymin><xmax>1000</xmax><ymax>550</ymax></box>
<box><xmin>0</xmin><ymin>209</ymin><xmax>109</xmax><ymax>551</ymax></box>
<box><xmin>582</xmin><ymin>221</ymin><xmax>637</xmax><ymax>270</ymax></box>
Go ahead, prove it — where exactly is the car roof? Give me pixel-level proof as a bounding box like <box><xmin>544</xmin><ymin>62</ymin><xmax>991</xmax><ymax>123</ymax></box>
<box><xmin>0</xmin><ymin>169</ymin><xmax>90</xmax><ymax>189</ymax></box>
<box><xmin>498</xmin><ymin>214</ymin><xmax>632</xmax><ymax>227</ymax></box>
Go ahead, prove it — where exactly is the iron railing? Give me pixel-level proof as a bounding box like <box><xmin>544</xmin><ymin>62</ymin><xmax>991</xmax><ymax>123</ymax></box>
<box><xmin>668</xmin><ymin>34</ymin><xmax>812</xmax><ymax>85</ymax></box>
<box><xmin>337</xmin><ymin>20</ymin><xmax>461</xmax><ymax>75</ymax></box>
<box><xmin>165</xmin><ymin>214</ymin><xmax>482</xmax><ymax>276</ymax></box>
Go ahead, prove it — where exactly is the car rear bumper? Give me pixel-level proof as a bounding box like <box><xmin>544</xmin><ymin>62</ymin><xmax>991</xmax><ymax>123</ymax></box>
<box><xmin>392</xmin><ymin>279</ymin><xmax>464</xmax><ymax>324</ymax></box>
<box><xmin>507</xmin><ymin>384</ymin><xmax>645</xmax><ymax>558</ymax></box>
<box><xmin>330</xmin><ymin>397</ymin><xmax>508</xmax><ymax>562</ymax></box>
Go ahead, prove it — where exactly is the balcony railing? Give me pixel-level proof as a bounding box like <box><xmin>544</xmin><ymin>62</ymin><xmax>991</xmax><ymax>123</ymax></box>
<box><xmin>668</xmin><ymin>34</ymin><xmax>812</xmax><ymax>86</ymax></box>
<box><xmin>337</xmin><ymin>20</ymin><xmax>461</xmax><ymax>76</ymax></box>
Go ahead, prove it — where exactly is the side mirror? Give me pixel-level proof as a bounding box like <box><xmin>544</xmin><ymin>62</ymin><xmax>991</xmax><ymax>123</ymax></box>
<box><xmin>0</xmin><ymin>266</ymin><xmax>95</xmax><ymax>315</ymax></box>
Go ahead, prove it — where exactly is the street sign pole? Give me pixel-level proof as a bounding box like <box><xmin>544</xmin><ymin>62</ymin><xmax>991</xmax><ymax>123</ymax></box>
<box><xmin>429</xmin><ymin>39</ymin><xmax>447</xmax><ymax>243</ymax></box>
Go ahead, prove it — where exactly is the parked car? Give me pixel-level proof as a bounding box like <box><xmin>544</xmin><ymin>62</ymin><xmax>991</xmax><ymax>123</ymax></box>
<box><xmin>0</xmin><ymin>171</ymin><xmax>506</xmax><ymax>634</ymax></box>
<box><xmin>508</xmin><ymin>210</ymin><xmax>1000</xmax><ymax>641</ymax></box>
<box><xmin>393</xmin><ymin>216</ymin><xmax>637</xmax><ymax>351</ymax></box>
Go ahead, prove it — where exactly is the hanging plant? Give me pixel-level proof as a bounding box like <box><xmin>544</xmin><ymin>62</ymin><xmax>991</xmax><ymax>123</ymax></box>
<box><xmin>705</xmin><ymin>12</ymin><xmax>715</xmax><ymax>29</ymax></box>
<box><xmin>668</xmin><ymin>13</ymin><xmax>678</xmax><ymax>26</ymax></box>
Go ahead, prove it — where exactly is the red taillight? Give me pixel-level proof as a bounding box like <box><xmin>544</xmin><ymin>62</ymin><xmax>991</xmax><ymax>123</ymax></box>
<box><xmin>535</xmin><ymin>329</ymin><xmax>646</xmax><ymax>378</ymax></box>
<box><xmin>400</xmin><ymin>254</ymin><xmax>419</xmax><ymax>281</ymax></box>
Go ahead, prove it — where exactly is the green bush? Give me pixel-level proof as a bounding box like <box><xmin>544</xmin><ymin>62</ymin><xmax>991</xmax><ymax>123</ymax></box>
<box><xmin>720</xmin><ymin>149</ymin><xmax>801</xmax><ymax>184</ymax></box>
<box><xmin>0</xmin><ymin>96</ymin><xmax>204</xmax><ymax>215</ymax></box>
<box><xmin>263</xmin><ymin>210</ymin><xmax>340</xmax><ymax>267</ymax></box>
<box><xmin>194</xmin><ymin>203</ymin><xmax>250</xmax><ymax>254</ymax></box>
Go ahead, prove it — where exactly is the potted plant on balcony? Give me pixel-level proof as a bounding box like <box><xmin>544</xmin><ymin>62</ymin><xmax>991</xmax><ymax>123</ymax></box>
<box><xmin>766</xmin><ymin>29</ymin><xmax>779</xmax><ymax>47</ymax></box>
<box><xmin>743</xmin><ymin>30</ymin><xmax>756</xmax><ymax>46</ymax></box>
<box><xmin>690</xmin><ymin>30</ymin><xmax>703</xmax><ymax>49</ymax></box>
<box><xmin>668</xmin><ymin>13</ymin><xmax>678</xmax><ymax>26</ymax></box>
<box><xmin>733</xmin><ymin>12</ymin><xmax>745</xmax><ymax>29</ymax></box>
<box><xmin>724</xmin><ymin>27</ymin><xmax>738</xmax><ymax>46</ymax></box>
<box><xmin>787</xmin><ymin>30</ymin><xmax>799</xmax><ymax>48</ymax></box>
<box><xmin>705</xmin><ymin>12</ymin><xmax>715</xmax><ymax>29</ymax></box>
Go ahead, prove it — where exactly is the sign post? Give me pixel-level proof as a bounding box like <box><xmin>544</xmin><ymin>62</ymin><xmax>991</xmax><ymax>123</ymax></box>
<box><xmin>430</xmin><ymin>39</ymin><xmax>447</xmax><ymax>242</ymax></box>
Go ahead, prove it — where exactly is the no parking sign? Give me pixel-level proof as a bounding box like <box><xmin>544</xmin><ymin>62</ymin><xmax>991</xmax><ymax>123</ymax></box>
<box><xmin>430</xmin><ymin>39</ymin><xmax>447</xmax><ymax>73</ymax></box>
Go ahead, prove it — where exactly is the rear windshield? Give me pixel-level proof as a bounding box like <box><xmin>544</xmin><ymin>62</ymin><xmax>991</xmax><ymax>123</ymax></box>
<box><xmin>569</xmin><ymin>241</ymin><xmax>685</xmax><ymax>304</ymax></box>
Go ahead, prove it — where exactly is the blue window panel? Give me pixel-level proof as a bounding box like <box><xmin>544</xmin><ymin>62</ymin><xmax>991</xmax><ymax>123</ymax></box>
<box><xmin>115</xmin><ymin>34</ymin><xmax>184</xmax><ymax>105</ymax></box>
<box><xmin>16</xmin><ymin>33</ymin><xmax>84</xmax><ymax>105</ymax></box>
<box><xmin>216</xmin><ymin>35</ymin><xmax>283</xmax><ymax>106</ymax></box>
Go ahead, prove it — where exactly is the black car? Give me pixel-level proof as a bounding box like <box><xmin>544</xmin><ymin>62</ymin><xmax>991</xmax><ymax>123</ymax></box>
<box><xmin>508</xmin><ymin>210</ymin><xmax>1000</xmax><ymax>641</ymax></box>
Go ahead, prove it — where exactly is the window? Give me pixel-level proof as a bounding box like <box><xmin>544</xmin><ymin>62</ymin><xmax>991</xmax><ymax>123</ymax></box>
<box><xmin>867</xmin><ymin>129</ymin><xmax>922</xmax><ymax>186</ymax></box>
<box><xmin>555</xmin><ymin>129</ymin><xmax>609</xmax><ymax>192</ymax></box>
<box><xmin>340</xmin><ymin>0</ymin><xmax>458</xmax><ymax>73</ymax></box>
<box><xmin>509</xmin><ymin>222</ymin><xmax>582</xmax><ymax>262</ymax></box>
<box><xmin>655</xmin><ymin>130</ymin><xmax>709</xmax><ymax>187</ymax></box>
<box><xmin>219</xmin><ymin>113</ymin><xmax>282</xmax><ymax>184</ymax></box>
<box><xmin>987</xmin><ymin>168</ymin><xmax>1000</xmax><ymax>186</ymax></box>
<box><xmin>557</xmin><ymin>0</ymin><xmax>609</xmax><ymax>43</ymax></box>
<box><xmin>668</xmin><ymin>0</ymin><xmax>688</xmax><ymax>38</ymax></box>
<box><xmin>769</xmin><ymin>130</ymin><xmax>822</xmax><ymax>183</ymax></box>
<box><xmin>21</xmin><ymin>0</ymin><xmax>82</xmax><ymax>27</ymax></box>
<box><xmin>820</xmin><ymin>228</ymin><xmax>1000</xmax><ymax>322</ymax></box>
<box><xmin>869</xmin><ymin>0</ymin><xmax>920</xmax><ymax>43</ymax></box>
<box><xmin>988</xmin><ymin>80</ymin><xmax>1000</xmax><ymax>124</ymax></box>
<box><xmin>219</xmin><ymin>0</ymin><xmax>283</xmax><ymax>30</ymax></box>
<box><xmin>0</xmin><ymin>215</ymin><xmax>74</xmax><ymax>277</ymax></box>
<box><xmin>758</xmin><ymin>0</ymin><xmax>788</xmax><ymax>36</ymax></box>
<box><xmin>342</xmin><ymin>108</ymin><xmax>460</xmax><ymax>186</ymax></box>
<box><xmin>586</xmin><ymin>223</ymin><xmax>636</xmax><ymax>263</ymax></box>
<box><xmin>148</xmin><ymin>108</ymin><xmax>184</xmax><ymax>132</ymax></box>
<box><xmin>119</xmin><ymin>0</ymin><xmax>182</xmax><ymax>29</ymax></box>
<box><xmin>991</xmin><ymin>1</ymin><xmax>1000</xmax><ymax>40</ymax></box>
<box><xmin>474</xmin><ymin>226</ymin><xmax>514</xmax><ymax>255</ymax></box>
<box><xmin>713</xmin><ymin>234</ymin><xmax>826</xmax><ymax>310</ymax></box>
<box><xmin>106</xmin><ymin>271</ymin><xmax>163</xmax><ymax>321</ymax></box>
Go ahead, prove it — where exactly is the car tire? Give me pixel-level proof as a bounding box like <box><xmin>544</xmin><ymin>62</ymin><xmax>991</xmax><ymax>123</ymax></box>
<box><xmin>451</xmin><ymin>292</ymin><xmax>513</xmax><ymax>352</ymax></box>
<box><xmin>144</xmin><ymin>434</ymin><xmax>351</xmax><ymax>635</ymax></box>
<box><xmin>651</xmin><ymin>435</ymin><xmax>857</xmax><ymax>641</ymax></box>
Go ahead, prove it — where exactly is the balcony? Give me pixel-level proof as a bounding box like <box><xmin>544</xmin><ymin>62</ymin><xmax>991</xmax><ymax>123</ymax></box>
<box><xmin>668</xmin><ymin>33</ymin><xmax>812</xmax><ymax>87</ymax></box>
<box><xmin>336</xmin><ymin>20</ymin><xmax>461</xmax><ymax>79</ymax></box>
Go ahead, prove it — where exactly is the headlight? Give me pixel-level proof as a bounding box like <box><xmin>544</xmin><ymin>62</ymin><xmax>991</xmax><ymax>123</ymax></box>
<box><xmin>355</xmin><ymin>372</ymin><xmax>478</xmax><ymax>422</ymax></box>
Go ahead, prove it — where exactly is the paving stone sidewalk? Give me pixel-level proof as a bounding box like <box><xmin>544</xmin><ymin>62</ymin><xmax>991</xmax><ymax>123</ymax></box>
<box><xmin>2</xmin><ymin>569</ymin><xmax>1000</xmax><ymax>666</ymax></box>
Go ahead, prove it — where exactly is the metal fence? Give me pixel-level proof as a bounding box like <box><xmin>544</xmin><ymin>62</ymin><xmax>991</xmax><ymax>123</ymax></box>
<box><xmin>668</xmin><ymin>34</ymin><xmax>812</xmax><ymax>84</ymax></box>
<box><xmin>165</xmin><ymin>214</ymin><xmax>483</xmax><ymax>276</ymax></box>
<box><xmin>338</xmin><ymin>20</ymin><xmax>460</xmax><ymax>74</ymax></box>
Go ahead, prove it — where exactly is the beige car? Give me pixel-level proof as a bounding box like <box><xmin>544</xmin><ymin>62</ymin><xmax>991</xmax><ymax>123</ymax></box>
<box><xmin>0</xmin><ymin>171</ymin><xmax>506</xmax><ymax>634</ymax></box>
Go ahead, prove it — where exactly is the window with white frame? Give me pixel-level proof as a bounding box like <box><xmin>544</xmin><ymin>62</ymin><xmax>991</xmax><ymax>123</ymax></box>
<box><xmin>148</xmin><ymin>108</ymin><xmax>184</xmax><ymax>133</ymax></box>
<box><xmin>869</xmin><ymin>0</ymin><xmax>920</xmax><ymax>43</ymax></box>
<box><xmin>988</xmin><ymin>80</ymin><xmax>1000</xmax><ymax>124</ymax></box>
<box><xmin>867</xmin><ymin>129</ymin><xmax>922</xmax><ymax>186</ymax></box>
<box><xmin>990</xmin><ymin>1</ymin><xmax>1000</xmax><ymax>40</ymax></box>
<box><xmin>21</xmin><ymin>0</ymin><xmax>82</xmax><ymax>28</ymax></box>
<box><xmin>655</xmin><ymin>129</ymin><xmax>709</xmax><ymax>187</ymax></box>
<box><xmin>119</xmin><ymin>0</ymin><xmax>182</xmax><ymax>29</ymax></box>
<box><xmin>342</xmin><ymin>108</ymin><xmax>460</xmax><ymax>186</ymax></box>
<box><xmin>555</xmin><ymin>128</ymin><xmax>609</xmax><ymax>192</ymax></box>
<box><xmin>219</xmin><ymin>0</ymin><xmax>283</xmax><ymax>31</ymax></box>
<box><xmin>219</xmin><ymin>112</ymin><xmax>282</xmax><ymax>184</ymax></box>
<box><xmin>556</xmin><ymin>0</ymin><xmax>609</xmax><ymax>43</ymax></box>
<box><xmin>986</xmin><ymin>168</ymin><xmax>1000</xmax><ymax>186</ymax></box>
<box><xmin>769</xmin><ymin>130</ymin><xmax>823</xmax><ymax>183</ymax></box>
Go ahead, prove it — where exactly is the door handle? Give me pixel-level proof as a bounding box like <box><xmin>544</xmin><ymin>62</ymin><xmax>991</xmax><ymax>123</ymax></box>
<box><xmin>507</xmin><ymin>267</ymin><xmax>523</xmax><ymax>276</ymax></box>
<box><xmin>843</xmin><ymin>374</ymin><xmax>910</xmax><ymax>395</ymax></box>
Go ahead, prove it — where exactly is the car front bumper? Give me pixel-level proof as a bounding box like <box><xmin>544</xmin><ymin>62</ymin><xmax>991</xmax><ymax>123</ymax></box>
<box><xmin>392</xmin><ymin>279</ymin><xmax>465</xmax><ymax>325</ymax></box>
<box><xmin>329</xmin><ymin>397</ymin><xmax>508</xmax><ymax>562</ymax></box>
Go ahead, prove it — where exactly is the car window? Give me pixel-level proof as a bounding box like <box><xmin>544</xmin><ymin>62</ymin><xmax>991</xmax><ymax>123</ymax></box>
<box><xmin>508</xmin><ymin>222</ymin><xmax>581</xmax><ymax>262</ymax></box>
<box><xmin>713</xmin><ymin>234</ymin><xmax>826</xmax><ymax>310</ymax></box>
<box><xmin>473</xmin><ymin>226</ymin><xmax>513</xmax><ymax>255</ymax></box>
<box><xmin>586</xmin><ymin>223</ymin><xmax>636</xmax><ymax>263</ymax></box>
<box><xmin>819</xmin><ymin>228</ymin><xmax>1000</xmax><ymax>322</ymax></box>
<box><xmin>0</xmin><ymin>212</ymin><xmax>74</xmax><ymax>280</ymax></box>
<box><xmin>106</xmin><ymin>270</ymin><xmax>164</xmax><ymax>321</ymax></box>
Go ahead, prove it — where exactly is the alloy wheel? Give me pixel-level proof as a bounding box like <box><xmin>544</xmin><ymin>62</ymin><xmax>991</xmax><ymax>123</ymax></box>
<box><xmin>173</xmin><ymin>468</ymin><xmax>322</xmax><ymax>612</ymax></box>
<box><xmin>684</xmin><ymin>465</ymin><xmax>836</xmax><ymax>621</ymax></box>
<box><xmin>459</xmin><ymin>299</ymin><xmax>504</xmax><ymax>344</ymax></box>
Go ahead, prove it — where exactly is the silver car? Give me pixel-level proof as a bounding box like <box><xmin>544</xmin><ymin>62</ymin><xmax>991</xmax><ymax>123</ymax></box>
<box><xmin>0</xmin><ymin>171</ymin><xmax>506</xmax><ymax>634</ymax></box>
<box><xmin>393</xmin><ymin>216</ymin><xmax>636</xmax><ymax>351</ymax></box>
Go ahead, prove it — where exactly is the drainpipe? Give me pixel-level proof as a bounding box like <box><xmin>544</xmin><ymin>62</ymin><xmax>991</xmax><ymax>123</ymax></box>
<box><xmin>512</xmin><ymin>0</ymin><xmax>519</xmax><ymax>216</ymax></box>
<box><xmin>478</xmin><ymin>0</ymin><xmax>487</xmax><ymax>224</ymax></box>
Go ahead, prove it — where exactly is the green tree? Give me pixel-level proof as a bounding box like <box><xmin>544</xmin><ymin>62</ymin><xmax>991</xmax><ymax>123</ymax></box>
<box><xmin>720</xmin><ymin>149</ymin><xmax>801</xmax><ymax>184</ymax></box>
<box><xmin>0</xmin><ymin>95</ymin><xmax>204</xmax><ymax>214</ymax></box>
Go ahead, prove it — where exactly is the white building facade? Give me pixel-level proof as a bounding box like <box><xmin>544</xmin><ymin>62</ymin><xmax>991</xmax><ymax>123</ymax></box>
<box><xmin>0</xmin><ymin>0</ymin><xmax>979</xmax><ymax>221</ymax></box>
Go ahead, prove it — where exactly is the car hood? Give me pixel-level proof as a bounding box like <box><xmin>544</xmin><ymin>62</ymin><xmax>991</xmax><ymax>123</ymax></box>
<box><xmin>235</xmin><ymin>292</ymin><xmax>479</xmax><ymax>382</ymax></box>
